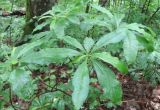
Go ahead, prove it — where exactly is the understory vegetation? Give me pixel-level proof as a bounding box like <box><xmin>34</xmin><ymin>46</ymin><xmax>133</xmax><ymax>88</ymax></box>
<box><xmin>0</xmin><ymin>0</ymin><xmax>160</xmax><ymax>110</ymax></box>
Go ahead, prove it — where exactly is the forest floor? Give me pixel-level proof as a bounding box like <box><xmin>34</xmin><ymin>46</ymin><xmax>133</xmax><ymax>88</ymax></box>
<box><xmin>3</xmin><ymin>65</ymin><xmax>160</xmax><ymax>110</ymax></box>
<box><xmin>109</xmin><ymin>74</ymin><xmax>160</xmax><ymax>110</ymax></box>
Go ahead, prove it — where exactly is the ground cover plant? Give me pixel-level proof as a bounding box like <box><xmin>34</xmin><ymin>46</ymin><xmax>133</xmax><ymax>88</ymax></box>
<box><xmin>0</xmin><ymin>0</ymin><xmax>160</xmax><ymax>110</ymax></box>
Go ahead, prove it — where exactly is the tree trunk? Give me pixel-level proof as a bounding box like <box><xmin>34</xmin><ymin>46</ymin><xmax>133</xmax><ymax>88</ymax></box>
<box><xmin>24</xmin><ymin>0</ymin><xmax>57</xmax><ymax>35</ymax></box>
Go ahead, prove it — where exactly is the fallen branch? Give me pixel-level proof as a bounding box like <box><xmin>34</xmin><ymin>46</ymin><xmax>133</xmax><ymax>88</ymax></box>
<box><xmin>0</xmin><ymin>10</ymin><xmax>25</xmax><ymax>17</ymax></box>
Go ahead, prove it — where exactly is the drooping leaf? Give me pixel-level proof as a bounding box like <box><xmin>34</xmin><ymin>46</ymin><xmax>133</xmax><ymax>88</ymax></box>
<box><xmin>137</xmin><ymin>36</ymin><xmax>154</xmax><ymax>52</ymax></box>
<box><xmin>61</xmin><ymin>36</ymin><xmax>84</xmax><ymax>51</ymax></box>
<box><xmin>72</xmin><ymin>61</ymin><xmax>89</xmax><ymax>110</ymax></box>
<box><xmin>122</xmin><ymin>23</ymin><xmax>155</xmax><ymax>51</ymax></box>
<box><xmin>21</xmin><ymin>48</ymin><xmax>81</xmax><ymax>65</ymax></box>
<box><xmin>92</xmin><ymin>52</ymin><xmax>128</xmax><ymax>73</ymax></box>
<box><xmin>125</xmin><ymin>23</ymin><xmax>146</xmax><ymax>34</ymax></box>
<box><xmin>83</xmin><ymin>37</ymin><xmax>95</xmax><ymax>52</ymax></box>
<box><xmin>93</xmin><ymin>60</ymin><xmax>122</xmax><ymax>104</ymax></box>
<box><xmin>123</xmin><ymin>32</ymin><xmax>139</xmax><ymax>64</ymax></box>
<box><xmin>91</xmin><ymin>4</ymin><xmax>113</xmax><ymax>18</ymax></box>
<box><xmin>123</xmin><ymin>23</ymin><xmax>155</xmax><ymax>46</ymax></box>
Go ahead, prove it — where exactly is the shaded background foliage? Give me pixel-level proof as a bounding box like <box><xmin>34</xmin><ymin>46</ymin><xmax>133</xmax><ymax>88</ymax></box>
<box><xmin>0</xmin><ymin>0</ymin><xmax>160</xmax><ymax>110</ymax></box>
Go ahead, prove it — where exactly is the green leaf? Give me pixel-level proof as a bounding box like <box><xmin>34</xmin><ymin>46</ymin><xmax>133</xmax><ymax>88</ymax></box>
<box><xmin>149</xmin><ymin>51</ymin><xmax>160</xmax><ymax>63</ymax></box>
<box><xmin>72</xmin><ymin>61</ymin><xmax>89</xmax><ymax>110</ymax></box>
<box><xmin>68</xmin><ymin>15</ymin><xmax>80</xmax><ymax>25</ymax></box>
<box><xmin>125</xmin><ymin>23</ymin><xmax>146</xmax><ymax>34</ymax></box>
<box><xmin>121</xmin><ymin>23</ymin><xmax>154</xmax><ymax>52</ymax></box>
<box><xmin>11</xmin><ymin>41</ymin><xmax>42</xmax><ymax>59</ymax></box>
<box><xmin>83</xmin><ymin>37</ymin><xmax>95</xmax><ymax>52</ymax></box>
<box><xmin>111</xmin><ymin>14</ymin><xmax>124</xmax><ymax>28</ymax></box>
<box><xmin>61</xmin><ymin>36</ymin><xmax>84</xmax><ymax>51</ymax></box>
<box><xmin>137</xmin><ymin>36</ymin><xmax>154</xmax><ymax>52</ymax></box>
<box><xmin>32</xmin><ymin>92</ymin><xmax>55</xmax><ymax>108</ymax></box>
<box><xmin>21</xmin><ymin>48</ymin><xmax>81</xmax><ymax>65</ymax></box>
<box><xmin>72</xmin><ymin>55</ymin><xmax>87</xmax><ymax>63</ymax></box>
<box><xmin>57</xmin><ymin>100</ymin><xmax>65</xmax><ymax>110</ymax></box>
<box><xmin>92</xmin><ymin>52</ymin><xmax>128</xmax><ymax>73</ymax></box>
<box><xmin>50</xmin><ymin>19</ymin><xmax>67</xmax><ymax>37</ymax></box>
<box><xmin>93</xmin><ymin>29</ymin><xmax>126</xmax><ymax>50</ymax></box>
<box><xmin>93</xmin><ymin>61</ymin><xmax>122</xmax><ymax>104</ymax></box>
<box><xmin>123</xmin><ymin>32</ymin><xmax>138</xmax><ymax>64</ymax></box>
<box><xmin>32</xmin><ymin>22</ymin><xmax>49</xmax><ymax>33</ymax></box>
<box><xmin>32</xmin><ymin>31</ymin><xmax>52</xmax><ymax>40</ymax></box>
<box><xmin>91</xmin><ymin>4</ymin><xmax>113</xmax><ymax>18</ymax></box>
<box><xmin>9</xmin><ymin>69</ymin><xmax>36</xmax><ymax>100</ymax></box>
<box><xmin>11</xmin><ymin>59</ymin><xmax>18</xmax><ymax>65</ymax></box>
<box><xmin>80</xmin><ymin>21</ymin><xmax>94</xmax><ymax>32</ymax></box>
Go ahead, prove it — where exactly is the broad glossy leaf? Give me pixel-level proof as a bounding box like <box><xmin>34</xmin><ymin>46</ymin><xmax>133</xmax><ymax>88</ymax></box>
<box><xmin>21</xmin><ymin>48</ymin><xmax>81</xmax><ymax>65</ymax></box>
<box><xmin>122</xmin><ymin>23</ymin><xmax>154</xmax><ymax>52</ymax></box>
<box><xmin>123</xmin><ymin>32</ymin><xmax>138</xmax><ymax>64</ymax></box>
<box><xmin>93</xmin><ymin>61</ymin><xmax>122</xmax><ymax>104</ymax></box>
<box><xmin>93</xmin><ymin>29</ymin><xmax>126</xmax><ymax>50</ymax></box>
<box><xmin>93</xmin><ymin>52</ymin><xmax>128</xmax><ymax>73</ymax></box>
<box><xmin>83</xmin><ymin>37</ymin><xmax>95</xmax><ymax>52</ymax></box>
<box><xmin>72</xmin><ymin>61</ymin><xmax>89</xmax><ymax>110</ymax></box>
<box><xmin>61</xmin><ymin>36</ymin><xmax>84</xmax><ymax>51</ymax></box>
<box><xmin>12</xmin><ymin>41</ymin><xmax>42</xmax><ymax>59</ymax></box>
<box><xmin>9</xmin><ymin>69</ymin><xmax>36</xmax><ymax>99</ymax></box>
<box><xmin>125</xmin><ymin>23</ymin><xmax>146</xmax><ymax>34</ymax></box>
